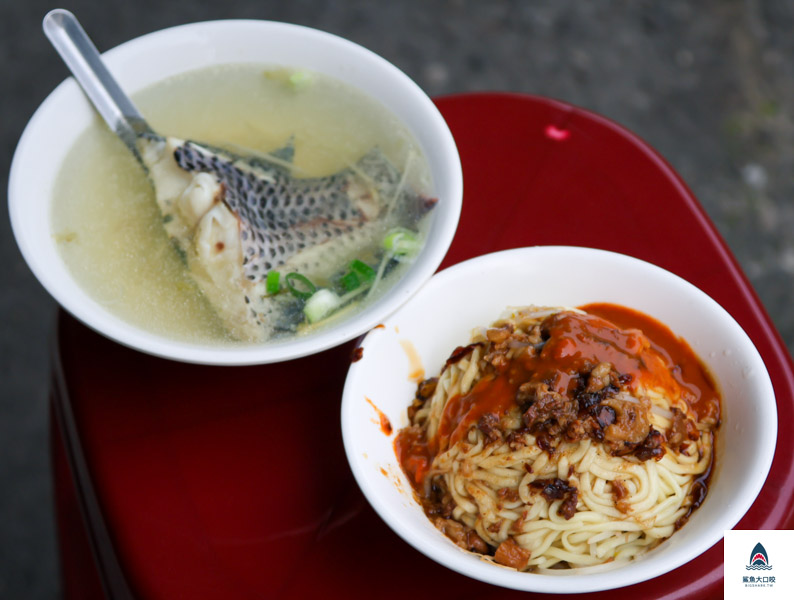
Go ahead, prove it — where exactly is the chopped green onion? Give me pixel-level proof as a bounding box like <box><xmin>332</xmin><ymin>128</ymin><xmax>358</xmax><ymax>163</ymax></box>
<box><xmin>383</xmin><ymin>228</ymin><xmax>410</xmax><ymax>249</ymax></box>
<box><xmin>340</xmin><ymin>271</ymin><xmax>361</xmax><ymax>292</ymax></box>
<box><xmin>265</xmin><ymin>271</ymin><xmax>281</xmax><ymax>295</ymax></box>
<box><xmin>303</xmin><ymin>289</ymin><xmax>341</xmax><ymax>323</ymax></box>
<box><xmin>289</xmin><ymin>70</ymin><xmax>313</xmax><ymax>91</ymax></box>
<box><xmin>285</xmin><ymin>272</ymin><xmax>316</xmax><ymax>300</ymax></box>
<box><xmin>349</xmin><ymin>259</ymin><xmax>376</xmax><ymax>282</ymax></box>
<box><xmin>383</xmin><ymin>228</ymin><xmax>421</xmax><ymax>255</ymax></box>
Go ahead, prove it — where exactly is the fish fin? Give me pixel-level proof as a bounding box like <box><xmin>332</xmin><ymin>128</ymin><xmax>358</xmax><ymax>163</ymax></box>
<box><xmin>353</xmin><ymin>147</ymin><xmax>401</xmax><ymax>187</ymax></box>
<box><xmin>270</xmin><ymin>136</ymin><xmax>295</xmax><ymax>163</ymax></box>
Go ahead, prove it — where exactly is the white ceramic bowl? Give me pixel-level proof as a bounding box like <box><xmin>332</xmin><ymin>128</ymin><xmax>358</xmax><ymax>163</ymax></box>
<box><xmin>8</xmin><ymin>19</ymin><xmax>462</xmax><ymax>365</ymax></box>
<box><xmin>342</xmin><ymin>246</ymin><xmax>776</xmax><ymax>593</ymax></box>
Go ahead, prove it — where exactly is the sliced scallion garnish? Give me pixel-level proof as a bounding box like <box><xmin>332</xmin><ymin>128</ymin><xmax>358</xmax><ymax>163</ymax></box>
<box><xmin>289</xmin><ymin>70</ymin><xmax>313</xmax><ymax>91</ymax></box>
<box><xmin>349</xmin><ymin>259</ymin><xmax>376</xmax><ymax>282</ymax></box>
<box><xmin>340</xmin><ymin>271</ymin><xmax>361</xmax><ymax>292</ymax></box>
<box><xmin>303</xmin><ymin>289</ymin><xmax>341</xmax><ymax>323</ymax></box>
<box><xmin>265</xmin><ymin>271</ymin><xmax>281</xmax><ymax>295</ymax></box>
<box><xmin>383</xmin><ymin>228</ymin><xmax>421</xmax><ymax>256</ymax></box>
<box><xmin>285</xmin><ymin>272</ymin><xmax>316</xmax><ymax>300</ymax></box>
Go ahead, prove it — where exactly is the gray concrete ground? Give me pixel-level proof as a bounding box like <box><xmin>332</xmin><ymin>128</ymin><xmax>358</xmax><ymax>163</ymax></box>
<box><xmin>1</xmin><ymin>1</ymin><xmax>792</xmax><ymax>597</ymax></box>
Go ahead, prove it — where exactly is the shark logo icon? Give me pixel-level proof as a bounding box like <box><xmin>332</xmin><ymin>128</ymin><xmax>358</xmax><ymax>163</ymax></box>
<box><xmin>746</xmin><ymin>542</ymin><xmax>773</xmax><ymax>570</ymax></box>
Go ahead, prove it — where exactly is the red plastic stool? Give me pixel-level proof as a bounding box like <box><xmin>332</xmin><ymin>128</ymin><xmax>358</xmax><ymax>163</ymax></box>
<box><xmin>51</xmin><ymin>94</ymin><xmax>794</xmax><ymax>599</ymax></box>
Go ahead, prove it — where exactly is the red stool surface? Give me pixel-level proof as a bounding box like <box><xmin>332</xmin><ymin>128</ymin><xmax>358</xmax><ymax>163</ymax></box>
<box><xmin>51</xmin><ymin>93</ymin><xmax>794</xmax><ymax>599</ymax></box>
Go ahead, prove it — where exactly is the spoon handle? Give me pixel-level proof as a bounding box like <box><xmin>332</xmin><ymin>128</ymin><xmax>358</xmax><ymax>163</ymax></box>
<box><xmin>43</xmin><ymin>9</ymin><xmax>152</xmax><ymax>156</ymax></box>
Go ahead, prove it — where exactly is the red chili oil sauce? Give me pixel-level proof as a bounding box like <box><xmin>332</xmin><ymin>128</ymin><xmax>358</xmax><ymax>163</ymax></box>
<box><xmin>366</xmin><ymin>397</ymin><xmax>392</xmax><ymax>435</ymax></box>
<box><xmin>395</xmin><ymin>304</ymin><xmax>720</xmax><ymax>490</ymax></box>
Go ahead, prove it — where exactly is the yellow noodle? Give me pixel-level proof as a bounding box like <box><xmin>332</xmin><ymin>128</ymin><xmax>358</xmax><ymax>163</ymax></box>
<box><xmin>403</xmin><ymin>306</ymin><xmax>717</xmax><ymax>571</ymax></box>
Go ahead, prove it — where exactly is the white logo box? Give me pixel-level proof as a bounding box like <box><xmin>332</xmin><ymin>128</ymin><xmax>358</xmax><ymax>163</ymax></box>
<box><xmin>724</xmin><ymin>529</ymin><xmax>794</xmax><ymax>599</ymax></box>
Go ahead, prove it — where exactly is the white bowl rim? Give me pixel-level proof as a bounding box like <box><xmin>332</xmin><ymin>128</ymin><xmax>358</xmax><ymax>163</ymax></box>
<box><xmin>341</xmin><ymin>245</ymin><xmax>777</xmax><ymax>593</ymax></box>
<box><xmin>8</xmin><ymin>18</ymin><xmax>463</xmax><ymax>365</ymax></box>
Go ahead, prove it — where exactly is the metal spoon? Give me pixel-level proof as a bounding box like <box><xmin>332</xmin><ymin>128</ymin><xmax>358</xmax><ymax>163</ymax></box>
<box><xmin>43</xmin><ymin>8</ymin><xmax>152</xmax><ymax>160</ymax></box>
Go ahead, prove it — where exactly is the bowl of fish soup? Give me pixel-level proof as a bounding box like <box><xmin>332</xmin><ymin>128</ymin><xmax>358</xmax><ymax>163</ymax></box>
<box><xmin>9</xmin><ymin>19</ymin><xmax>462</xmax><ymax>364</ymax></box>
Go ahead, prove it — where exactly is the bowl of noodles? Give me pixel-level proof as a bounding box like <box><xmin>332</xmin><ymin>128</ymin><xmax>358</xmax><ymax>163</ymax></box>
<box><xmin>341</xmin><ymin>246</ymin><xmax>776</xmax><ymax>592</ymax></box>
<box><xmin>9</xmin><ymin>17</ymin><xmax>462</xmax><ymax>364</ymax></box>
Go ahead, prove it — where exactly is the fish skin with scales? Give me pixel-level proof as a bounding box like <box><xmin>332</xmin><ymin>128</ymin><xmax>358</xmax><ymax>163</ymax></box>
<box><xmin>138</xmin><ymin>133</ymin><xmax>436</xmax><ymax>342</ymax></box>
